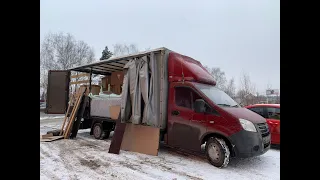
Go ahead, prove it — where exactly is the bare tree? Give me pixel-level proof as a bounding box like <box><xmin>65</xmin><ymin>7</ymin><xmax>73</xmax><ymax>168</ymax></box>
<box><xmin>224</xmin><ymin>78</ymin><xmax>236</xmax><ymax>98</ymax></box>
<box><xmin>40</xmin><ymin>32</ymin><xmax>95</xmax><ymax>70</ymax></box>
<box><xmin>145</xmin><ymin>47</ymin><xmax>152</xmax><ymax>51</ymax></box>
<box><xmin>204</xmin><ymin>66</ymin><xmax>227</xmax><ymax>89</ymax></box>
<box><xmin>237</xmin><ymin>72</ymin><xmax>257</xmax><ymax>106</ymax></box>
<box><xmin>112</xmin><ymin>43</ymin><xmax>139</xmax><ymax>57</ymax></box>
<box><xmin>266</xmin><ymin>82</ymin><xmax>272</xmax><ymax>90</ymax></box>
<box><xmin>40</xmin><ymin>32</ymin><xmax>96</xmax><ymax>95</ymax></box>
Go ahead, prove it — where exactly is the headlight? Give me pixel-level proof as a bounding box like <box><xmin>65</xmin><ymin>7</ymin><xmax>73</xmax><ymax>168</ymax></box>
<box><xmin>239</xmin><ymin>118</ymin><xmax>257</xmax><ymax>132</ymax></box>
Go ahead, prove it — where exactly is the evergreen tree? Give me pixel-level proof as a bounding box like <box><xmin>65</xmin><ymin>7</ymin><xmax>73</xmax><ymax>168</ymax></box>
<box><xmin>100</xmin><ymin>46</ymin><xmax>113</xmax><ymax>60</ymax></box>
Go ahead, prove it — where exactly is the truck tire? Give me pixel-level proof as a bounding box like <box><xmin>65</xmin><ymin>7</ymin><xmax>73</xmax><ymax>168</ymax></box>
<box><xmin>93</xmin><ymin>123</ymin><xmax>104</xmax><ymax>140</ymax></box>
<box><xmin>205</xmin><ymin>137</ymin><xmax>230</xmax><ymax>168</ymax></box>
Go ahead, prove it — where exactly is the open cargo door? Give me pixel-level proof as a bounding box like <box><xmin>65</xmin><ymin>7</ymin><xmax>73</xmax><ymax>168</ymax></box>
<box><xmin>46</xmin><ymin>70</ymin><xmax>70</xmax><ymax>114</ymax></box>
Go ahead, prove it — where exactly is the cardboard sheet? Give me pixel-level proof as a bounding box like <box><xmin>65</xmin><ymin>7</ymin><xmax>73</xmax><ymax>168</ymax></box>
<box><xmin>109</xmin><ymin>105</ymin><xmax>121</xmax><ymax>120</ymax></box>
<box><xmin>121</xmin><ymin>124</ymin><xmax>160</xmax><ymax>156</ymax></box>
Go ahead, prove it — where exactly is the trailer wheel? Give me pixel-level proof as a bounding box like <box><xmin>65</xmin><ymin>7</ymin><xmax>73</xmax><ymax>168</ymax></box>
<box><xmin>205</xmin><ymin>137</ymin><xmax>230</xmax><ymax>168</ymax></box>
<box><xmin>93</xmin><ymin>123</ymin><xmax>103</xmax><ymax>139</ymax></box>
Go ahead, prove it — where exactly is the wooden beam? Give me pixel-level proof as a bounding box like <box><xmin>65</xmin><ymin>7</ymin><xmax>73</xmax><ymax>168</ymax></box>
<box><xmin>70</xmin><ymin>80</ymin><xmax>90</xmax><ymax>85</ymax></box>
<box><xmin>70</xmin><ymin>73</ymin><xmax>89</xmax><ymax>79</ymax></box>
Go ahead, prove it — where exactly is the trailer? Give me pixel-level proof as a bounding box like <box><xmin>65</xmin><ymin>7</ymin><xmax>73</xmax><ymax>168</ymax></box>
<box><xmin>45</xmin><ymin>48</ymin><xmax>166</xmax><ymax>140</ymax></box>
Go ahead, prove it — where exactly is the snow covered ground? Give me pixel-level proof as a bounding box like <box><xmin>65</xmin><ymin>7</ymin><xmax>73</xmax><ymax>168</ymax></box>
<box><xmin>40</xmin><ymin>112</ymin><xmax>280</xmax><ymax>180</ymax></box>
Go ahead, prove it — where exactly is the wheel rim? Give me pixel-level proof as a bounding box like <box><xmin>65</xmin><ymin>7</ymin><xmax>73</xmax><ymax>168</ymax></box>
<box><xmin>208</xmin><ymin>143</ymin><xmax>221</xmax><ymax>163</ymax></box>
<box><xmin>93</xmin><ymin>125</ymin><xmax>101</xmax><ymax>137</ymax></box>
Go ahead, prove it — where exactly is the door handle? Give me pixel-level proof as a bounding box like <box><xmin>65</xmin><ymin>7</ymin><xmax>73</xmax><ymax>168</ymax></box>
<box><xmin>171</xmin><ymin>110</ymin><xmax>180</xmax><ymax>116</ymax></box>
<box><xmin>190</xmin><ymin>120</ymin><xmax>206</xmax><ymax>123</ymax></box>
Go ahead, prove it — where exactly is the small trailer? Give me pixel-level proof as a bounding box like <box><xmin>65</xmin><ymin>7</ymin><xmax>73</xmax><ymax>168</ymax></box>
<box><xmin>45</xmin><ymin>58</ymin><xmax>127</xmax><ymax>139</ymax></box>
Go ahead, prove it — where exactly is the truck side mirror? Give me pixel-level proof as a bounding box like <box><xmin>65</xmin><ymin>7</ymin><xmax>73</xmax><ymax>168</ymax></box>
<box><xmin>194</xmin><ymin>99</ymin><xmax>206</xmax><ymax>113</ymax></box>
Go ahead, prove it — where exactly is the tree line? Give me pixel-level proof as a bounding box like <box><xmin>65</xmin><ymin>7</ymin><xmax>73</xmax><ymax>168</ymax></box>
<box><xmin>40</xmin><ymin>32</ymin><xmax>273</xmax><ymax>105</ymax></box>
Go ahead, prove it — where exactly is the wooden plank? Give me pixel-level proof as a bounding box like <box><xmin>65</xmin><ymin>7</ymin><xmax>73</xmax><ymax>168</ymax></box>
<box><xmin>63</xmin><ymin>96</ymin><xmax>81</xmax><ymax>138</ymax></box>
<box><xmin>70</xmin><ymin>73</ymin><xmax>89</xmax><ymax>79</ymax></box>
<box><xmin>60</xmin><ymin>95</ymin><xmax>74</xmax><ymax>135</ymax></box>
<box><xmin>63</xmin><ymin>87</ymin><xmax>86</xmax><ymax>139</ymax></box>
<box><xmin>40</xmin><ymin>136</ymin><xmax>64</xmax><ymax>142</ymax></box>
<box><xmin>40</xmin><ymin>133</ymin><xmax>53</xmax><ymax>139</ymax></box>
<box><xmin>108</xmin><ymin>114</ymin><xmax>126</xmax><ymax>154</ymax></box>
<box><xmin>63</xmin><ymin>94</ymin><xmax>82</xmax><ymax>138</ymax></box>
<box><xmin>70</xmin><ymin>80</ymin><xmax>90</xmax><ymax>85</ymax></box>
<box><xmin>121</xmin><ymin>124</ymin><xmax>160</xmax><ymax>156</ymax></box>
<box><xmin>63</xmin><ymin>94</ymin><xmax>81</xmax><ymax>137</ymax></box>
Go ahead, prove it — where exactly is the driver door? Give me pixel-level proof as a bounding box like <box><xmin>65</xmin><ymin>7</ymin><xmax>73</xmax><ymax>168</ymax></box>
<box><xmin>167</xmin><ymin>85</ymin><xmax>206</xmax><ymax>152</ymax></box>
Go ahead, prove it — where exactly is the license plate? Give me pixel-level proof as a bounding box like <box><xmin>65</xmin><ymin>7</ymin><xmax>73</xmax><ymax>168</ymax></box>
<box><xmin>263</xmin><ymin>135</ymin><xmax>270</xmax><ymax>143</ymax></box>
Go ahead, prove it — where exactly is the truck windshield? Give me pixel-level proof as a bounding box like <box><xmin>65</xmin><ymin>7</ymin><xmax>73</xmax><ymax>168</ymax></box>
<box><xmin>194</xmin><ymin>83</ymin><xmax>239</xmax><ymax>108</ymax></box>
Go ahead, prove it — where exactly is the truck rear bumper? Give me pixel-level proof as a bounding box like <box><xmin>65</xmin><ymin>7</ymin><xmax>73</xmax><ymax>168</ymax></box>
<box><xmin>229</xmin><ymin>130</ymin><xmax>270</xmax><ymax>158</ymax></box>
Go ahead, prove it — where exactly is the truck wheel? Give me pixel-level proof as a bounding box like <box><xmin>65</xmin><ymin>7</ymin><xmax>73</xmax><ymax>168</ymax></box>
<box><xmin>205</xmin><ymin>137</ymin><xmax>230</xmax><ymax>168</ymax></box>
<box><xmin>93</xmin><ymin>123</ymin><xmax>103</xmax><ymax>139</ymax></box>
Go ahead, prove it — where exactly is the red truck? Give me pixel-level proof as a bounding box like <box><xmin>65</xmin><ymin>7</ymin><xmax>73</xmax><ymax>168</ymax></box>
<box><xmin>46</xmin><ymin>47</ymin><xmax>270</xmax><ymax>168</ymax></box>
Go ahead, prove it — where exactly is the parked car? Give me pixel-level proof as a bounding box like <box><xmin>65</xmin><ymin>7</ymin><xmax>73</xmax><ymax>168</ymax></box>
<box><xmin>245</xmin><ymin>104</ymin><xmax>280</xmax><ymax>145</ymax></box>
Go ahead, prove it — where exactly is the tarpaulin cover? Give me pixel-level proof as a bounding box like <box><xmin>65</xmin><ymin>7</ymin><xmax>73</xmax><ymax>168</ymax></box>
<box><xmin>120</xmin><ymin>51</ymin><xmax>169</xmax><ymax>129</ymax></box>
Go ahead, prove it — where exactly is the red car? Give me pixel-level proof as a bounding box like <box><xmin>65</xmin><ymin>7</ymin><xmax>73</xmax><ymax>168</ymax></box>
<box><xmin>245</xmin><ymin>104</ymin><xmax>280</xmax><ymax>145</ymax></box>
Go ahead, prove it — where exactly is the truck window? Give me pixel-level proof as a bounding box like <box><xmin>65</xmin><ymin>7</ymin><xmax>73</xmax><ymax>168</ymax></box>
<box><xmin>175</xmin><ymin>87</ymin><xmax>193</xmax><ymax>109</ymax></box>
<box><xmin>267</xmin><ymin>107</ymin><xmax>280</xmax><ymax>120</ymax></box>
<box><xmin>249</xmin><ymin>107</ymin><xmax>266</xmax><ymax>118</ymax></box>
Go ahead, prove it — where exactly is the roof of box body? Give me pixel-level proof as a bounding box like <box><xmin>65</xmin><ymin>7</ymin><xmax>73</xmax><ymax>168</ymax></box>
<box><xmin>69</xmin><ymin>47</ymin><xmax>168</xmax><ymax>75</ymax></box>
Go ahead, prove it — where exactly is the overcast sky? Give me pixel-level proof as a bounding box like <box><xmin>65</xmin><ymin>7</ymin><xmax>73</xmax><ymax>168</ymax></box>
<box><xmin>40</xmin><ymin>0</ymin><xmax>280</xmax><ymax>94</ymax></box>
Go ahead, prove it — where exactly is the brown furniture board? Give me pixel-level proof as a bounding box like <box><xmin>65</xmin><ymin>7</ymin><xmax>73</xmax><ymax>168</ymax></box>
<box><xmin>109</xmin><ymin>106</ymin><xmax>121</xmax><ymax>120</ymax></box>
<box><xmin>108</xmin><ymin>122</ymin><xmax>126</xmax><ymax>154</ymax></box>
<box><xmin>111</xmin><ymin>85</ymin><xmax>122</xmax><ymax>95</ymax></box>
<box><xmin>121</xmin><ymin>124</ymin><xmax>160</xmax><ymax>156</ymax></box>
<box><xmin>101</xmin><ymin>76</ymin><xmax>112</xmax><ymax>90</ymax></box>
<box><xmin>70</xmin><ymin>96</ymin><xmax>89</xmax><ymax>139</ymax></box>
<box><xmin>46</xmin><ymin>70</ymin><xmax>70</xmax><ymax>114</ymax></box>
<box><xmin>111</xmin><ymin>71</ymin><xmax>124</xmax><ymax>85</ymax></box>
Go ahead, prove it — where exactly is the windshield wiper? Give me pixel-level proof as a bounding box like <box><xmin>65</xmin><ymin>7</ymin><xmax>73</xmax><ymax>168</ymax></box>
<box><xmin>217</xmin><ymin>104</ymin><xmax>231</xmax><ymax>107</ymax></box>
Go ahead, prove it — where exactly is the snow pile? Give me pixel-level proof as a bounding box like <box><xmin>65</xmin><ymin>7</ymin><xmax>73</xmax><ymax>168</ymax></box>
<box><xmin>40</xmin><ymin>116</ymin><xmax>65</xmax><ymax>120</ymax></box>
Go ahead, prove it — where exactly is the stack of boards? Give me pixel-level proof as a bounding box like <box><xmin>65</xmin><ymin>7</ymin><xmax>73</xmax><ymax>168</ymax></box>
<box><xmin>40</xmin><ymin>86</ymin><xmax>87</xmax><ymax>142</ymax></box>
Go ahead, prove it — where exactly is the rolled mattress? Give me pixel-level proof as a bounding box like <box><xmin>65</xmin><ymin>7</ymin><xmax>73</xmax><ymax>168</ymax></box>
<box><xmin>90</xmin><ymin>98</ymin><xmax>121</xmax><ymax>117</ymax></box>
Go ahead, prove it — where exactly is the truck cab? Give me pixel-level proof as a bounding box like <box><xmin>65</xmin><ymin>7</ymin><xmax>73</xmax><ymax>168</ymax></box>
<box><xmin>164</xmin><ymin>52</ymin><xmax>270</xmax><ymax>168</ymax></box>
